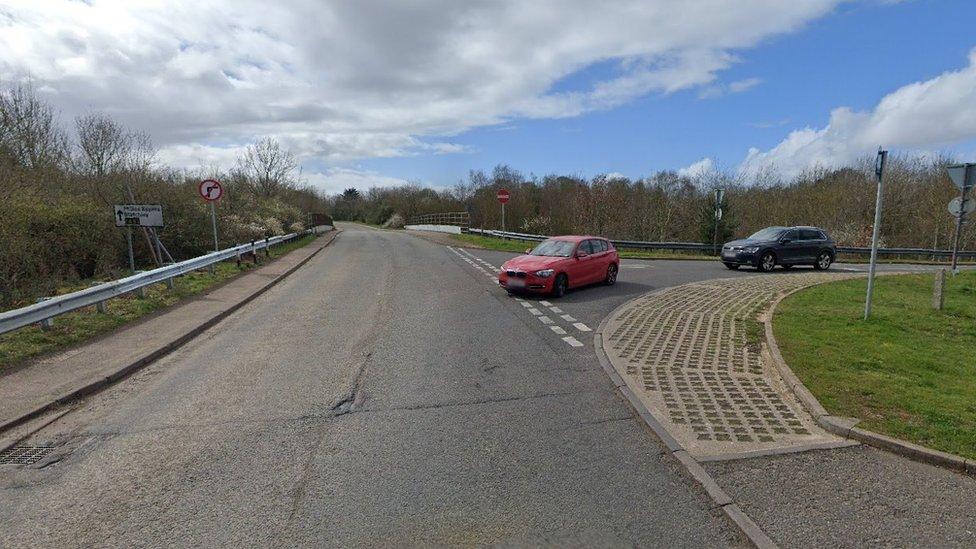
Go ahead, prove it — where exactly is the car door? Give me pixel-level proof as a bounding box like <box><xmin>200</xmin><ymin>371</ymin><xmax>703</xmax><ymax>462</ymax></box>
<box><xmin>777</xmin><ymin>229</ymin><xmax>803</xmax><ymax>264</ymax></box>
<box><xmin>798</xmin><ymin>229</ymin><xmax>821</xmax><ymax>262</ymax></box>
<box><xmin>587</xmin><ymin>239</ymin><xmax>609</xmax><ymax>282</ymax></box>
<box><xmin>570</xmin><ymin>240</ymin><xmax>596</xmax><ymax>286</ymax></box>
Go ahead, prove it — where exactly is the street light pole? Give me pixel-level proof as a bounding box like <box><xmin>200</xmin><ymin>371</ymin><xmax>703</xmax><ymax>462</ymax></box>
<box><xmin>864</xmin><ymin>147</ymin><xmax>887</xmax><ymax>320</ymax></box>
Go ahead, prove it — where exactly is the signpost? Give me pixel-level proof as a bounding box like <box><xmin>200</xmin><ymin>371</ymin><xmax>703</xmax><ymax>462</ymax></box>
<box><xmin>713</xmin><ymin>188</ymin><xmax>724</xmax><ymax>255</ymax></box>
<box><xmin>199</xmin><ymin>179</ymin><xmax>224</xmax><ymax>253</ymax></box>
<box><xmin>114</xmin><ymin>204</ymin><xmax>164</xmax><ymax>274</ymax></box>
<box><xmin>497</xmin><ymin>188</ymin><xmax>510</xmax><ymax>231</ymax></box>
<box><xmin>947</xmin><ymin>163</ymin><xmax>975</xmax><ymax>273</ymax></box>
<box><xmin>864</xmin><ymin>148</ymin><xmax>887</xmax><ymax>320</ymax></box>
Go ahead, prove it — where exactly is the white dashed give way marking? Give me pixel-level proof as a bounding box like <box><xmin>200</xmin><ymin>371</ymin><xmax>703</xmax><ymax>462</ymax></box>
<box><xmin>562</xmin><ymin>336</ymin><xmax>584</xmax><ymax>347</ymax></box>
<box><xmin>448</xmin><ymin>246</ymin><xmax>588</xmax><ymax>350</ymax></box>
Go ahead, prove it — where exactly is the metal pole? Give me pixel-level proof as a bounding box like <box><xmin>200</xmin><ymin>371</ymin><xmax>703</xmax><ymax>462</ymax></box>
<box><xmin>950</xmin><ymin>164</ymin><xmax>971</xmax><ymax>273</ymax></box>
<box><xmin>501</xmin><ymin>202</ymin><xmax>505</xmax><ymax>232</ymax></box>
<box><xmin>152</xmin><ymin>228</ymin><xmax>164</xmax><ymax>265</ymax></box>
<box><xmin>864</xmin><ymin>148</ymin><xmax>887</xmax><ymax>320</ymax></box>
<box><xmin>210</xmin><ymin>201</ymin><xmax>219</xmax><ymax>252</ymax></box>
<box><xmin>125</xmin><ymin>227</ymin><xmax>136</xmax><ymax>275</ymax></box>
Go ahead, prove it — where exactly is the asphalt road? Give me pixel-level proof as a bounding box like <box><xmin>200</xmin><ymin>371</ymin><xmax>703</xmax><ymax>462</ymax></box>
<box><xmin>0</xmin><ymin>224</ymin><xmax>741</xmax><ymax>547</ymax></box>
<box><xmin>3</xmin><ymin>224</ymin><xmax>972</xmax><ymax>548</ymax></box>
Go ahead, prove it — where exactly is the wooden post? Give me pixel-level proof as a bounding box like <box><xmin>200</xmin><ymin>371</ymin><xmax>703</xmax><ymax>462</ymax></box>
<box><xmin>933</xmin><ymin>269</ymin><xmax>946</xmax><ymax>310</ymax></box>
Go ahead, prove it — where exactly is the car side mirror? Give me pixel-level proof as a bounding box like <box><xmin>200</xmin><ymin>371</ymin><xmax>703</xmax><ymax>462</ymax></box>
<box><xmin>779</xmin><ymin>238</ymin><xmax>791</xmax><ymax>244</ymax></box>
<box><xmin>524</xmin><ymin>249</ymin><xmax>531</xmax><ymax>254</ymax></box>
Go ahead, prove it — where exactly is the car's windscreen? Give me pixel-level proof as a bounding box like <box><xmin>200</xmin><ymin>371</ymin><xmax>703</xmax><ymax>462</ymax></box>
<box><xmin>529</xmin><ymin>239</ymin><xmax>575</xmax><ymax>257</ymax></box>
<box><xmin>748</xmin><ymin>227</ymin><xmax>786</xmax><ymax>241</ymax></box>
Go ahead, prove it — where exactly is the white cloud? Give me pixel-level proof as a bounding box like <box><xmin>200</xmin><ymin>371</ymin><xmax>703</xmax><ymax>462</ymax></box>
<box><xmin>729</xmin><ymin>77</ymin><xmax>763</xmax><ymax>93</ymax></box>
<box><xmin>740</xmin><ymin>48</ymin><xmax>976</xmax><ymax>179</ymax></box>
<box><xmin>699</xmin><ymin>76</ymin><xmax>763</xmax><ymax>99</ymax></box>
<box><xmin>678</xmin><ymin>157</ymin><xmax>715</xmax><ymax>178</ymax></box>
<box><xmin>0</xmin><ymin>0</ymin><xmax>841</xmax><ymax>172</ymax></box>
<box><xmin>303</xmin><ymin>168</ymin><xmax>411</xmax><ymax>195</ymax></box>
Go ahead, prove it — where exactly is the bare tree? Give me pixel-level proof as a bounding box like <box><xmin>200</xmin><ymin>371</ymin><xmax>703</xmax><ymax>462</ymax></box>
<box><xmin>0</xmin><ymin>83</ymin><xmax>69</xmax><ymax>169</ymax></box>
<box><xmin>74</xmin><ymin>112</ymin><xmax>154</xmax><ymax>178</ymax></box>
<box><xmin>236</xmin><ymin>137</ymin><xmax>298</xmax><ymax>197</ymax></box>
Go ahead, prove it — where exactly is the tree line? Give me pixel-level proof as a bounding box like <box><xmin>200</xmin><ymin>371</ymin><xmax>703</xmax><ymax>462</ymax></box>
<box><xmin>0</xmin><ymin>84</ymin><xmax>329</xmax><ymax>308</ymax></box>
<box><xmin>330</xmin><ymin>158</ymin><xmax>969</xmax><ymax>251</ymax></box>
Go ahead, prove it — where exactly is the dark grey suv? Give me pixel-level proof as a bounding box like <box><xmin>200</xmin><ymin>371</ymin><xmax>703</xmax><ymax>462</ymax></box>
<box><xmin>721</xmin><ymin>226</ymin><xmax>836</xmax><ymax>272</ymax></box>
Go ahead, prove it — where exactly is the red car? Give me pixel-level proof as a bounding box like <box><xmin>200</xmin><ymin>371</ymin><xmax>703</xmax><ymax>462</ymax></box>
<box><xmin>498</xmin><ymin>236</ymin><xmax>619</xmax><ymax>297</ymax></box>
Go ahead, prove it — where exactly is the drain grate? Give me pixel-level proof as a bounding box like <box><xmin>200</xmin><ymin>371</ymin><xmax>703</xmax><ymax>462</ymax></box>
<box><xmin>0</xmin><ymin>445</ymin><xmax>55</xmax><ymax>465</ymax></box>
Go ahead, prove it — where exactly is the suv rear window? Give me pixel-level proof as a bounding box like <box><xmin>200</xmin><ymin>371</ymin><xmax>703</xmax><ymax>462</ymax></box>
<box><xmin>800</xmin><ymin>229</ymin><xmax>821</xmax><ymax>240</ymax></box>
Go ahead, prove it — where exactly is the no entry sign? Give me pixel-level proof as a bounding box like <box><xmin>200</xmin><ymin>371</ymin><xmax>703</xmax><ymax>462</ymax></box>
<box><xmin>497</xmin><ymin>188</ymin><xmax>510</xmax><ymax>204</ymax></box>
<box><xmin>199</xmin><ymin>179</ymin><xmax>224</xmax><ymax>201</ymax></box>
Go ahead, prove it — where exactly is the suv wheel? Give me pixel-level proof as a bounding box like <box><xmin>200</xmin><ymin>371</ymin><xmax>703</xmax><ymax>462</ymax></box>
<box><xmin>758</xmin><ymin>251</ymin><xmax>776</xmax><ymax>272</ymax></box>
<box><xmin>814</xmin><ymin>251</ymin><xmax>832</xmax><ymax>270</ymax></box>
<box><xmin>552</xmin><ymin>274</ymin><xmax>568</xmax><ymax>297</ymax></box>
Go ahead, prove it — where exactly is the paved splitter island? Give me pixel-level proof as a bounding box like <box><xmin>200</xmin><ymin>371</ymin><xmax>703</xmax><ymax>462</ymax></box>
<box><xmin>602</xmin><ymin>273</ymin><xmax>858</xmax><ymax>460</ymax></box>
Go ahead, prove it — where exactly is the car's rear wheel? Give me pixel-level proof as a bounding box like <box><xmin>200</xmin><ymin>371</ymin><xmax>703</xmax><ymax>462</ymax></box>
<box><xmin>724</xmin><ymin>263</ymin><xmax>739</xmax><ymax>270</ymax></box>
<box><xmin>552</xmin><ymin>273</ymin><xmax>568</xmax><ymax>298</ymax></box>
<box><xmin>605</xmin><ymin>264</ymin><xmax>618</xmax><ymax>285</ymax></box>
<box><xmin>758</xmin><ymin>251</ymin><xmax>776</xmax><ymax>272</ymax></box>
<box><xmin>814</xmin><ymin>251</ymin><xmax>833</xmax><ymax>270</ymax></box>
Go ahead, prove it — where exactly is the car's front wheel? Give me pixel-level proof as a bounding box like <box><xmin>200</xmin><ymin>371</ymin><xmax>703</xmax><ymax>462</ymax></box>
<box><xmin>552</xmin><ymin>273</ymin><xmax>568</xmax><ymax>298</ymax></box>
<box><xmin>814</xmin><ymin>251</ymin><xmax>833</xmax><ymax>270</ymax></box>
<box><xmin>605</xmin><ymin>264</ymin><xmax>618</xmax><ymax>285</ymax></box>
<box><xmin>757</xmin><ymin>251</ymin><xmax>776</xmax><ymax>272</ymax></box>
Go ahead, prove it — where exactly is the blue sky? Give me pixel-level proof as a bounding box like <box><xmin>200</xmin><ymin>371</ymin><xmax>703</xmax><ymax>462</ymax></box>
<box><xmin>352</xmin><ymin>0</ymin><xmax>976</xmax><ymax>186</ymax></box>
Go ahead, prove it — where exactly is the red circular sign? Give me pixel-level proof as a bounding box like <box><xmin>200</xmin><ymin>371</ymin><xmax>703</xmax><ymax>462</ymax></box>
<box><xmin>199</xmin><ymin>179</ymin><xmax>223</xmax><ymax>201</ymax></box>
<box><xmin>497</xmin><ymin>188</ymin><xmax>510</xmax><ymax>204</ymax></box>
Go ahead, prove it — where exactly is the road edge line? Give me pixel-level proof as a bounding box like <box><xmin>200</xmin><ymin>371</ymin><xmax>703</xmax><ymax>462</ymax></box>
<box><xmin>593</xmin><ymin>294</ymin><xmax>779</xmax><ymax>549</ymax></box>
<box><xmin>0</xmin><ymin>230</ymin><xmax>342</xmax><ymax>436</ymax></box>
<box><xmin>762</xmin><ymin>276</ymin><xmax>975</xmax><ymax>477</ymax></box>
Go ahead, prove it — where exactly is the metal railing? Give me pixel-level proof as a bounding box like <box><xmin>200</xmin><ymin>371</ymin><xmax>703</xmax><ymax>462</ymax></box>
<box><xmin>0</xmin><ymin>228</ymin><xmax>327</xmax><ymax>336</ymax></box>
<box><xmin>408</xmin><ymin>211</ymin><xmax>470</xmax><ymax>227</ymax></box>
<box><xmin>468</xmin><ymin>229</ymin><xmax>976</xmax><ymax>259</ymax></box>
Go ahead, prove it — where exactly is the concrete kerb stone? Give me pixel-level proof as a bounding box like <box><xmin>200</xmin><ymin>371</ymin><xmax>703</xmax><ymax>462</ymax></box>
<box><xmin>593</xmin><ymin>293</ymin><xmax>781</xmax><ymax>549</ymax></box>
<box><xmin>762</xmin><ymin>272</ymin><xmax>976</xmax><ymax>477</ymax></box>
<box><xmin>0</xmin><ymin>230</ymin><xmax>341</xmax><ymax>436</ymax></box>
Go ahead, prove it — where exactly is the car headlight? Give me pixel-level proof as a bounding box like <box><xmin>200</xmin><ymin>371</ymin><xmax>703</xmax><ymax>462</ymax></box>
<box><xmin>743</xmin><ymin>246</ymin><xmax>759</xmax><ymax>253</ymax></box>
<box><xmin>534</xmin><ymin>269</ymin><xmax>555</xmax><ymax>278</ymax></box>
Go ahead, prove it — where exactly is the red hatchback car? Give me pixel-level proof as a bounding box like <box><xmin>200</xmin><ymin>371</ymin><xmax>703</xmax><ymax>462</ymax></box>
<box><xmin>498</xmin><ymin>236</ymin><xmax>619</xmax><ymax>297</ymax></box>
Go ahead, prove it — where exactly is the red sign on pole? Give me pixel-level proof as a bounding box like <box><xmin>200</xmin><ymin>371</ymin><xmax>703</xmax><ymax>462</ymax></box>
<box><xmin>497</xmin><ymin>188</ymin><xmax>510</xmax><ymax>204</ymax></box>
<box><xmin>199</xmin><ymin>179</ymin><xmax>224</xmax><ymax>202</ymax></box>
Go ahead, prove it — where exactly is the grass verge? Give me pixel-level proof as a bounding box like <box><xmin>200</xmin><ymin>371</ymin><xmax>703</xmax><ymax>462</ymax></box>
<box><xmin>0</xmin><ymin>234</ymin><xmax>320</xmax><ymax>372</ymax></box>
<box><xmin>773</xmin><ymin>271</ymin><xmax>976</xmax><ymax>460</ymax></box>
<box><xmin>450</xmin><ymin>233</ymin><xmax>715</xmax><ymax>260</ymax></box>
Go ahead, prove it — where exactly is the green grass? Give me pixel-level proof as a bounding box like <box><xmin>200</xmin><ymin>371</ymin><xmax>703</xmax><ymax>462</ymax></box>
<box><xmin>774</xmin><ymin>271</ymin><xmax>976</xmax><ymax>459</ymax></box>
<box><xmin>0</xmin><ymin>234</ymin><xmax>319</xmax><ymax>371</ymax></box>
<box><xmin>450</xmin><ymin>233</ymin><xmax>715</xmax><ymax>260</ymax></box>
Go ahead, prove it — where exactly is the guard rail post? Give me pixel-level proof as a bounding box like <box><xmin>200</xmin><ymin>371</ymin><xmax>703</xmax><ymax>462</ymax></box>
<box><xmin>265</xmin><ymin>237</ymin><xmax>271</xmax><ymax>258</ymax></box>
<box><xmin>90</xmin><ymin>281</ymin><xmax>107</xmax><ymax>313</ymax></box>
<box><xmin>134</xmin><ymin>272</ymin><xmax>146</xmax><ymax>298</ymax></box>
<box><xmin>36</xmin><ymin>298</ymin><xmax>53</xmax><ymax>331</ymax></box>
